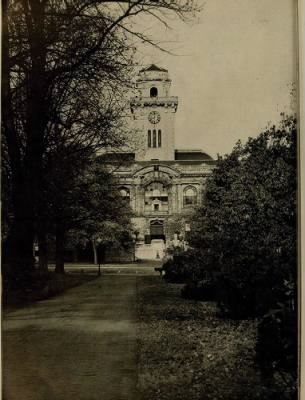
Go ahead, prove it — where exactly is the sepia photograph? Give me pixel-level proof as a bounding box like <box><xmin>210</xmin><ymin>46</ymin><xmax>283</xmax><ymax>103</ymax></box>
<box><xmin>2</xmin><ymin>0</ymin><xmax>301</xmax><ymax>399</ymax></box>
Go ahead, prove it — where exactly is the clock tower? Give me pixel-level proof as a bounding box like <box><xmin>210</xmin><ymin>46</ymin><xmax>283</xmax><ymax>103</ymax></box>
<box><xmin>130</xmin><ymin>65</ymin><xmax>178</xmax><ymax>161</ymax></box>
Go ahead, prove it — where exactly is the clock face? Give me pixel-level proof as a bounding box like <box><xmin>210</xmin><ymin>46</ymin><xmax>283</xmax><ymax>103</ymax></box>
<box><xmin>148</xmin><ymin>111</ymin><xmax>161</xmax><ymax>124</ymax></box>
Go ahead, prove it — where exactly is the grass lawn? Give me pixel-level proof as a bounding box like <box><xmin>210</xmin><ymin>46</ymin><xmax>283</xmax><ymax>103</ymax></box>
<box><xmin>136</xmin><ymin>276</ymin><xmax>265</xmax><ymax>400</ymax></box>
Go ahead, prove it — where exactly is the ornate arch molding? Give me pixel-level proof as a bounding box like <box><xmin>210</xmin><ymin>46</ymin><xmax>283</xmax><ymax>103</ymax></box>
<box><xmin>183</xmin><ymin>184</ymin><xmax>198</xmax><ymax>194</ymax></box>
<box><xmin>142</xmin><ymin>174</ymin><xmax>171</xmax><ymax>188</ymax></box>
<box><xmin>132</xmin><ymin>164</ymin><xmax>180</xmax><ymax>187</ymax></box>
<box><xmin>132</xmin><ymin>164</ymin><xmax>180</xmax><ymax>178</ymax></box>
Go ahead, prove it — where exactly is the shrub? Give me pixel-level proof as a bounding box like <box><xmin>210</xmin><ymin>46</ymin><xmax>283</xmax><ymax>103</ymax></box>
<box><xmin>188</xmin><ymin>115</ymin><xmax>297</xmax><ymax>319</ymax></box>
<box><xmin>181</xmin><ymin>278</ymin><xmax>218</xmax><ymax>301</ymax></box>
<box><xmin>215</xmin><ymin>272</ymin><xmax>257</xmax><ymax>318</ymax></box>
<box><xmin>256</xmin><ymin>305</ymin><xmax>298</xmax><ymax>398</ymax></box>
<box><xmin>162</xmin><ymin>251</ymin><xmax>208</xmax><ymax>283</ymax></box>
<box><xmin>162</xmin><ymin>257</ymin><xmax>191</xmax><ymax>283</ymax></box>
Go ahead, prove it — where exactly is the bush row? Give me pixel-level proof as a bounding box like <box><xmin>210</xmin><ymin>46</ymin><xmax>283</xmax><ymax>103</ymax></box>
<box><xmin>162</xmin><ymin>250</ymin><xmax>298</xmax><ymax>398</ymax></box>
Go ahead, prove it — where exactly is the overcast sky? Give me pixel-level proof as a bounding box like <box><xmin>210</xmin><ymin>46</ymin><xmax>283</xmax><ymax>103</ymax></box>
<box><xmin>135</xmin><ymin>0</ymin><xmax>297</xmax><ymax>158</ymax></box>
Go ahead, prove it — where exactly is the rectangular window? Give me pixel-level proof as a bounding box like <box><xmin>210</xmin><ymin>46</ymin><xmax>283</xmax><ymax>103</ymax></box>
<box><xmin>148</xmin><ymin>130</ymin><xmax>151</xmax><ymax>148</ymax></box>
<box><xmin>158</xmin><ymin>130</ymin><xmax>162</xmax><ymax>147</ymax></box>
<box><xmin>153</xmin><ymin>130</ymin><xmax>157</xmax><ymax>148</ymax></box>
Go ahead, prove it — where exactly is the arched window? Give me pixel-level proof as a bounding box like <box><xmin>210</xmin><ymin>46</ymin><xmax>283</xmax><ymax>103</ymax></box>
<box><xmin>119</xmin><ymin>188</ymin><xmax>130</xmax><ymax>202</ymax></box>
<box><xmin>183</xmin><ymin>186</ymin><xmax>197</xmax><ymax>206</ymax></box>
<box><xmin>148</xmin><ymin>130</ymin><xmax>151</xmax><ymax>148</ymax></box>
<box><xmin>158</xmin><ymin>130</ymin><xmax>162</xmax><ymax>147</ymax></box>
<box><xmin>153</xmin><ymin>130</ymin><xmax>157</xmax><ymax>148</ymax></box>
<box><xmin>150</xmin><ymin>87</ymin><xmax>158</xmax><ymax>97</ymax></box>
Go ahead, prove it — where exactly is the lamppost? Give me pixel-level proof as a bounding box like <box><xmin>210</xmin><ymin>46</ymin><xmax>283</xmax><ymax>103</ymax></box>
<box><xmin>96</xmin><ymin>237</ymin><xmax>102</xmax><ymax>276</ymax></box>
<box><xmin>132</xmin><ymin>231</ymin><xmax>139</xmax><ymax>262</ymax></box>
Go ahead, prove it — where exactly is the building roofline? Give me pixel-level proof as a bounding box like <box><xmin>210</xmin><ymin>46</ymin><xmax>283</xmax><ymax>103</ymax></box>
<box><xmin>174</xmin><ymin>149</ymin><xmax>214</xmax><ymax>161</ymax></box>
<box><xmin>175</xmin><ymin>149</ymin><xmax>208</xmax><ymax>153</ymax></box>
<box><xmin>139</xmin><ymin>64</ymin><xmax>168</xmax><ymax>73</ymax></box>
<box><xmin>99</xmin><ymin>153</ymin><xmax>216</xmax><ymax>165</ymax></box>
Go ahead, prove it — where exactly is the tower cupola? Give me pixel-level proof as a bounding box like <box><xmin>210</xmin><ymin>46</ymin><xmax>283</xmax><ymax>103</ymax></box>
<box><xmin>130</xmin><ymin>65</ymin><xmax>178</xmax><ymax>161</ymax></box>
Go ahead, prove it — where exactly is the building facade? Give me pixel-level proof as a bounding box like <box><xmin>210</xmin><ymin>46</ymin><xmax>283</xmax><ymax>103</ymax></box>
<box><xmin>106</xmin><ymin>65</ymin><xmax>216</xmax><ymax>260</ymax></box>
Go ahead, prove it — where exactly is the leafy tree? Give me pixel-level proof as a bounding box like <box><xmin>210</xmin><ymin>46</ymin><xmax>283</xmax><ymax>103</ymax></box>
<box><xmin>190</xmin><ymin>114</ymin><xmax>297</xmax><ymax>316</ymax></box>
<box><xmin>72</xmin><ymin>166</ymin><xmax>133</xmax><ymax>268</ymax></box>
<box><xmin>189</xmin><ymin>113</ymin><xmax>297</xmax><ymax>394</ymax></box>
<box><xmin>44</xmin><ymin>153</ymin><xmax>133</xmax><ymax>272</ymax></box>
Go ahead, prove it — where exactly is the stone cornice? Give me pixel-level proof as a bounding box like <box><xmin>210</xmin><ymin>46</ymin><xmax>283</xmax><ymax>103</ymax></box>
<box><xmin>130</xmin><ymin>97</ymin><xmax>178</xmax><ymax>112</ymax></box>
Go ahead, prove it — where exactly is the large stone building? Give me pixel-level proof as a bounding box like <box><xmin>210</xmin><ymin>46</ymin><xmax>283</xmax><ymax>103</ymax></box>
<box><xmin>106</xmin><ymin>65</ymin><xmax>216</xmax><ymax>260</ymax></box>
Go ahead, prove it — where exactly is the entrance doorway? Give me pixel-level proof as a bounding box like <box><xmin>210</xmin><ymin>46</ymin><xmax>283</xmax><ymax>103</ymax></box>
<box><xmin>150</xmin><ymin>220</ymin><xmax>165</xmax><ymax>241</ymax></box>
<box><xmin>150</xmin><ymin>220</ymin><xmax>165</xmax><ymax>259</ymax></box>
<box><xmin>136</xmin><ymin>220</ymin><xmax>166</xmax><ymax>260</ymax></box>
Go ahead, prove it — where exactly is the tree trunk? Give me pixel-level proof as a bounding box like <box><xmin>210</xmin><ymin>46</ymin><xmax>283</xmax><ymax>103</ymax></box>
<box><xmin>38</xmin><ymin>225</ymin><xmax>48</xmax><ymax>273</ymax></box>
<box><xmin>3</xmin><ymin>0</ymin><xmax>48</xmax><ymax>282</ymax></box>
<box><xmin>2</xmin><ymin>1</ymin><xmax>35</xmax><ymax>281</ymax></box>
<box><xmin>55</xmin><ymin>222</ymin><xmax>65</xmax><ymax>273</ymax></box>
<box><xmin>92</xmin><ymin>240</ymin><xmax>98</xmax><ymax>265</ymax></box>
<box><xmin>4</xmin><ymin>178</ymin><xmax>36</xmax><ymax>283</ymax></box>
<box><xmin>100</xmin><ymin>246</ymin><xmax>106</xmax><ymax>264</ymax></box>
<box><xmin>6</xmin><ymin>215</ymin><xmax>35</xmax><ymax>279</ymax></box>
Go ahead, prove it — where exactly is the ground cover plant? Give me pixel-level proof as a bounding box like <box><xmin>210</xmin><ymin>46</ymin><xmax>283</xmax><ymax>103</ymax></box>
<box><xmin>136</xmin><ymin>276</ymin><xmax>276</xmax><ymax>400</ymax></box>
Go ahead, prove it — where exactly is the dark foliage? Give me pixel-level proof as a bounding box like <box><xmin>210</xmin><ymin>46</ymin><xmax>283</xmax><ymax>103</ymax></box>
<box><xmin>256</xmin><ymin>306</ymin><xmax>298</xmax><ymax>399</ymax></box>
<box><xmin>162</xmin><ymin>258</ymin><xmax>189</xmax><ymax>283</ymax></box>
<box><xmin>189</xmin><ymin>114</ymin><xmax>297</xmax><ymax>314</ymax></box>
<box><xmin>162</xmin><ymin>251</ymin><xmax>206</xmax><ymax>283</ymax></box>
<box><xmin>181</xmin><ymin>278</ymin><xmax>218</xmax><ymax>301</ymax></box>
<box><xmin>186</xmin><ymin>114</ymin><xmax>298</xmax><ymax>395</ymax></box>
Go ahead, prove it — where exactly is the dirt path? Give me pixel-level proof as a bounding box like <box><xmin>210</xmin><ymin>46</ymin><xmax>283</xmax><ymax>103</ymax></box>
<box><xmin>3</xmin><ymin>275</ymin><xmax>141</xmax><ymax>400</ymax></box>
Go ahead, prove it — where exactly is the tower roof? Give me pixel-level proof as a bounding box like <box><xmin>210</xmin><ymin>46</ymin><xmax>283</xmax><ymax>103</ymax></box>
<box><xmin>139</xmin><ymin>64</ymin><xmax>168</xmax><ymax>73</ymax></box>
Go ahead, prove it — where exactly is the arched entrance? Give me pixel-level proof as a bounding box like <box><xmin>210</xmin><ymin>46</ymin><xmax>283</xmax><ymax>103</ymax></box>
<box><xmin>150</xmin><ymin>219</ymin><xmax>165</xmax><ymax>241</ymax></box>
<box><xmin>149</xmin><ymin>220</ymin><xmax>165</xmax><ymax>260</ymax></box>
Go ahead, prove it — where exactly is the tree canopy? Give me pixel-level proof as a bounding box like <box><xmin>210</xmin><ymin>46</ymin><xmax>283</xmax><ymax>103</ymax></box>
<box><xmin>187</xmin><ymin>113</ymin><xmax>298</xmax><ymax>394</ymax></box>
<box><xmin>2</xmin><ymin>0</ymin><xmax>201</xmax><ymax>276</ymax></box>
<box><xmin>190</xmin><ymin>113</ymin><xmax>297</xmax><ymax>316</ymax></box>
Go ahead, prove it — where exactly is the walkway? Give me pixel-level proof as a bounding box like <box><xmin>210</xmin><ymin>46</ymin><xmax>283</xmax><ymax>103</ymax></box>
<box><xmin>47</xmin><ymin>260</ymin><xmax>161</xmax><ymax>275</ymax></box>
<box><xmin>2</xmin><ymin>271</ymin><xmax>154</xmax><ymax>400</ymax></box>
